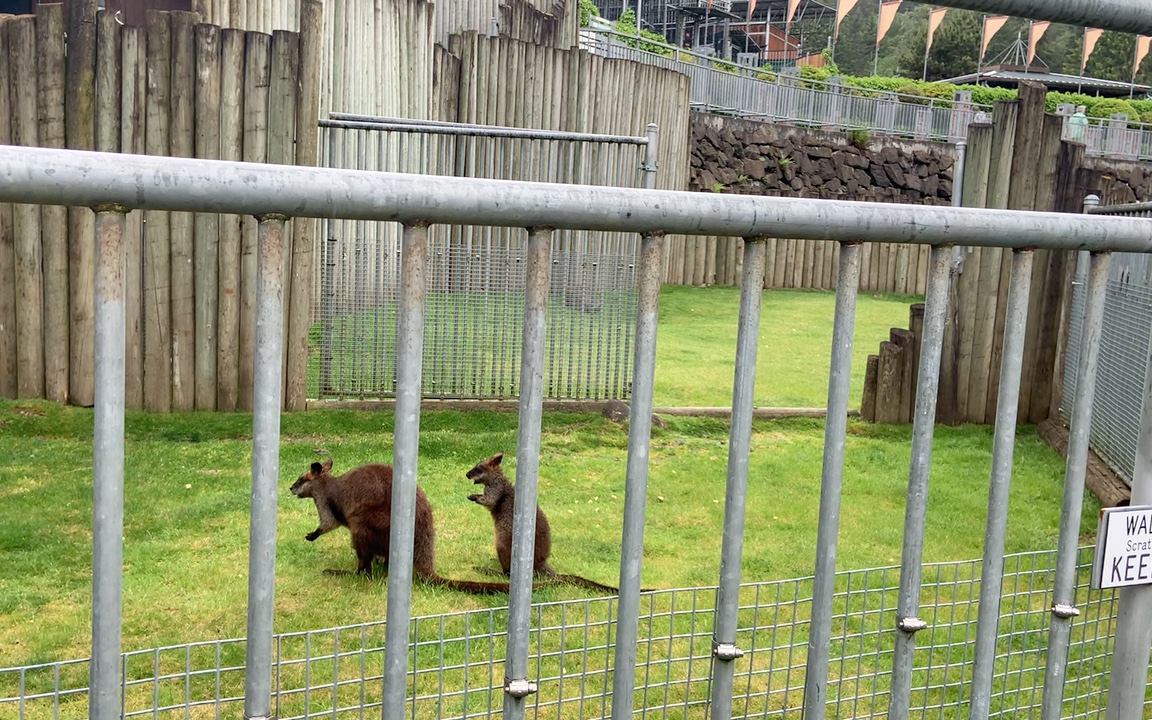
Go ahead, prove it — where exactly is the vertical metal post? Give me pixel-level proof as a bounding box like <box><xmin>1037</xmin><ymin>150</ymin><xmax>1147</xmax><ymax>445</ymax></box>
<box><xmin>708</xmin><ymin>236</ymin><xmax>767</xmax><ymax>720</ymax></box>
<box><xmin>609</xmin><ymin>125</ymin><xmax>662</xmax><ymax>719</ymax></box>
<box><xmin>641</xmin><ymin>124</ymin><xmax>658</xmax><ymax>190</ymax></box>
<box><xmin>609</xmin><ymin>229</ymin><xmax>665</xmax><ymax>720</ymax></box>
<box><xmin>951</xmin><ymin>141</ymin><xmax>967</xmax><ymax>209</ymax></box>
<box><xmin>967</xmin><ymin>248</ymin><xmax>1035</xmax><ymax>720</ymax></box>
<box><xmin>90</xmin><ymin>204</ymin><xmax>128</xmax><ymax>720</ymax></box>
<box><xmin>802</xmin><ymin>240</ymin><xmax>863</xmax><ymax>720</ymax></box>
<box><xmin>382</xmin><ymin>221</ymin><xmax>429</xmax><ymax>720</ymax></box>
<box><xmin>886</xmin><ymin>244</ymin><xmax>954</xmax><ymax>720</ymax></box>
<box><xmin>1040</xmin><ymin>250</ymin><xmax>1112</xmax><ymax>720</ymax></box>
<box><xmin>1105</xmin><ymin>312</ymin><xmax>1152</xmax><ymax>720</ymax></box>
<box><xmin>243</xmin><ymin>213</ymin><xmax>287</xmax><ymax>720</ymax></box>
<box><xmin>502</xmin><ymin>226</ymin><xmax>553</xmax><ymax>719</ymax></box>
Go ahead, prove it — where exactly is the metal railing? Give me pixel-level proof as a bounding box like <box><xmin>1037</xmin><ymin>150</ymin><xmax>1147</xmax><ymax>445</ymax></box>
<box><xmin>1061</xmin><ymin>200</ymin><xmax>1152</xmax><ymax>486</ymax></box>
<box><xmin>1061</xmin><ymin>112</ymin><xmax>1152</xmax><ymax>161</ymax></box>
<box><xmin>579</xmin><ymin>27</ymin><xmax>990</xmax><ymax>143</ymax></box>
<box><xmin>315</xmin><ymin>116</ymin><xmax>652</xmax><ymax>401</ymax></box>
<box><xmin>0</xmin><ymin>548</ymin><xmax>1128</xmax><ymax>720</ymax></box>
<box><xmin>2</xmin><ymin>144</ymin><xmax>1152</xmax><ymax>720</ymax></box>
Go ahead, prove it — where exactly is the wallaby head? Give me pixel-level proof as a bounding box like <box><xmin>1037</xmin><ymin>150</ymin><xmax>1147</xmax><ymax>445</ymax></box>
<box><xmin>290</xmin><ymin>456</ymin><xmax>334</xmax><ymax>498</ymax></box>
<box><xmin>466</xmin><ymin>452</ymin><xmax>511</xmax><ymax>508</ymax></box>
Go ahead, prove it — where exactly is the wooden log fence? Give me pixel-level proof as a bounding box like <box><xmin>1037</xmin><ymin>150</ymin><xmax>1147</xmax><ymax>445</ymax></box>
<box><xmin>0</xmin><ymin>1</ymin><xmax>320</xmax><ymax>411</ymax></box>
<box><xmin>861</xmin><ymin>82</ymin><xmax>1086</xmax><ymax>425</ymax></box>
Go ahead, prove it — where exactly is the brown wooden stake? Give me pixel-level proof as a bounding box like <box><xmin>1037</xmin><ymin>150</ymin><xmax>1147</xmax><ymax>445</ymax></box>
<box><xmin>66</xmin><ymin>0</ymin><xmax>97</xmax><ymax>406</ymax></box>
<box><xmin>121</xmin><ymin>24</ymin><xmax>145</xmax><ymax>409</ymax></box>
<box><xmin>37</xmin><ymin>3</ymin><xmax>68</xmax><ymax>403</ymax></box>
<box><xmin>143</xmin><ymin>10</ymin><xmax>173</xmax><ymax>412</ymax></box>
<box><xmin>239</xmin><ymin>31</ymin><xmax>271</xmax><ymax>411</ymax></box>
<box><xmin>9</xmin><ymin>16</ymin><xmax>44</xmax><ymax>398</ymax></box>
<box><xmin>0</xmin><ymin>15</ymin><xmax>18</xmax><ymax>398</ymax></box>
<box><xmin>193</xmin><ymin>21</ymin><xmax>221</xmax><ymax>410</ymax></box>
<box><xmin>216</xmin><ymin>28</ymin><xmax>245</xmax><ymax>411</ymax></box>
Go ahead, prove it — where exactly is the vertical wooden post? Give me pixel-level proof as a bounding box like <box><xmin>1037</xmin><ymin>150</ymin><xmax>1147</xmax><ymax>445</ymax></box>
<box><xmin>1026</xmin><ymin>115</ymin><xmax>1080</xmax><ymax>424</ymax></box>
<box><xmin>239</xmin><ymin>31</ymin><xmax>271</xmax><ymax>411</ymax></box>
<box><xmin>9</xmin><ymin>15</ymin><xmax>44</xmax><ymax>399</ymax></box>
<box><xmin>971</xmin><ymin>101</ymin><xmax>1017</xmax><ymax>424</ymax></box>
<box><xmin>169</xmin><ymin>11</ymin><xmax>197</xmax><ymax>411</ymax></box>
<box><xmin>194</xmin><ymin>22</ymin><xmax>222</xmax><ymax>410</ymax></box>
<box><xmin>286</xmin><ymin>0</ymin><xmax>323</xmax><ymax>411</ymax></box>
<box><xmin>144</xmin><ymin>10</ymin><xmax>173</xmax><ymax>412</ymax></box>
<box><xmin>67</xmin><ymin>0</ymin><xmax>97</xmax><ymax>406</ymax></box>
<box><xmin>860</xmin><ymin>354</ymin><xmax>878</xmax><ymax>422</ymax></box>
<box><xmin>1048</xmin><ymin>139</ymin><xmax>1087</xmax><ymax>420</ymax></box>
<box><xmin>0</xmin><ymin>15</ymin><xmax>17</xmax><ymax>399</ymax></box>
<box><xmin>1007</xmin><ymin>83</ymin><xmax>1050</xmax><ymax>423</ymax></box>
<box><xmin>37</xmin><ymin>3</ymin><xmax>68</xmax><ymax>403</ymax></box>
<box><xmin>216</xmin><ymin>28</ymin><xmax>245</xmax><ymax>411</ymax></box>
<box><xmin>121</xmin><ymin>25</ymin><xmax>146</xmax><ymax>409</ymax></box>
<box><xmin>268</xmin><ymin>29</ymin><xmax>299</xmax><ymax>406</ymax></box>
<box><xmin>955</xmin><ymin>123</ymin><xmax>993</xmax><ymax>423</ymax></box>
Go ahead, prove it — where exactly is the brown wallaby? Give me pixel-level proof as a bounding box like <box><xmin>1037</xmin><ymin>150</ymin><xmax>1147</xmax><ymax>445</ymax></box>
<box><xmin>289</xmin><ymin>457</ymin><xmax>517</xmax><ymax>594</ymax></box>
<box><xmin>466</xmin><ymin>452</ymin><xmax>619</xmax><ymax>594</ymax></box>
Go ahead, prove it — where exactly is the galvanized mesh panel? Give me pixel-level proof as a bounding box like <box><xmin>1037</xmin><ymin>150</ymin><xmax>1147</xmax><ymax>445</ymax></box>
<box><xmin>312</xmin><ymin>122</ymin><xmax>644</xmax><ymax>401</ymax></box>
<box><xmin>1</xmin><ymin>548</ymin><xmax>1141</xmax><ymax>719</ymax></box>
<box><xmin>1061</xmin><ymin>205</ymin><xmax>1152</xmax><ymax>485</ymax></box>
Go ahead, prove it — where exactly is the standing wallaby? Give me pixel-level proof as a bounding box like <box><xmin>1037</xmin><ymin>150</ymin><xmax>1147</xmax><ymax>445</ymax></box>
<box><xmin>289</xmin><ymin>457</ymin><xmax>516</xmax><ymax>594</ymax></box>
<box><xmin>466</xmin><ymin>452</ymin><xmax>618</xmax><ymax>594</ymax></box>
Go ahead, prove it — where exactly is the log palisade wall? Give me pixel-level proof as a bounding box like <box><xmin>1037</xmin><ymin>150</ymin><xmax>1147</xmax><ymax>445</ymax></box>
<box><xmin>0</xmin><ymin>0</ymin><xmax>321</xmax><ymax>411</ymax></box>
<box><xmin>860</xmin><ymin>82</ymin><xmax>1096</xmax><ymax>426</ymax></box>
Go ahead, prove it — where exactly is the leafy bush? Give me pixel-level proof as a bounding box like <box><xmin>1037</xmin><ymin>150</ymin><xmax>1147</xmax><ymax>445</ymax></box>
<box><xmin>1086</xmin><ymin>97</ymin><xmax>1139</xmax><ymax>121</ymax></box>
<box><xmin>614</xmin><ymin>10</ymin><xmax>673</xmax><ymax>57</ymax></box>
<box><xmin>578</xmin><ymin>0</ymin><xmax>598</xmax><ymax>27</ymax></box>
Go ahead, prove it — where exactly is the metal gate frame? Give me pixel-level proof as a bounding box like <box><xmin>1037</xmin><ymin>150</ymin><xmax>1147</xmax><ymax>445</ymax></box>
<box><xmin>2</xmin><ymin>141</ymin><xmax>1152</xmax><ymax>720</ymax></box>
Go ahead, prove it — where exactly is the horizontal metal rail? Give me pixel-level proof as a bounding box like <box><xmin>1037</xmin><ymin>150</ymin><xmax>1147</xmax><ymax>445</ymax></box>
<box><xmin>923</xmin><ymin>0</ymin><xmax>1152</xmax><ymax>35</ymax></box>
<box><xmin>2</xmin><ymin>146</ymin><xmax>1152</xmax><ymax>252</ymax></box>
<box><xmin>325</xmin><ymin>114</ymin><xmax>650</xmax><ymax>144</ymax></box>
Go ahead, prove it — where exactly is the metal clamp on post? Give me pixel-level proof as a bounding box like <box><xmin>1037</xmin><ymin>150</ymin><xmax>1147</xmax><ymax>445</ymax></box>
<box><xmin>1051</xmin><ymin>603</ymin><xmax>1080</xmax><ymax>619</ymax></box>
<box><xmin>896</xmin><ymin>615</ymin><xmax>928</xmax><ymax>633</ymax></box>
<box><xmin>504</xmin><ymin>677</ymin><xmax>538</xmax><ymax>698</ymax></box>
<box><xmin>712</xmin><ymin>639</ymin><xmax>745</xmax><ymax>661</ymax></box>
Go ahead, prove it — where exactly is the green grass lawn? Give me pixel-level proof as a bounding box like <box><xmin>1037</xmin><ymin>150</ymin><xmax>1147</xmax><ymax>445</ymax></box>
<box><xmin>0</xmin><ymin>286</ymin><xmax>1104</xmax><ymax>719</ymax></box>
<box><xmin>0</xmin><ymin>400</ymin><xmax>1089</xmax><ymax>670</ymax></box>
<box><xmin>654</xmin><ymin>286</ymin><xmax>922</xmax><ymax>408</ymax></box>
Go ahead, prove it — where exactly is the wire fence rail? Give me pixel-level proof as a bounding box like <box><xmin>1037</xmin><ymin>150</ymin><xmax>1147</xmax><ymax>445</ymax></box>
<box><xmin>0</xmin><ymin>549</ymin><xmax>1133</xmax><ymax>720</ymax></box>
<box><xmin>314</xmin><ymin>116</ymin><xmax>649</xmax><ymax>402</ymax></box>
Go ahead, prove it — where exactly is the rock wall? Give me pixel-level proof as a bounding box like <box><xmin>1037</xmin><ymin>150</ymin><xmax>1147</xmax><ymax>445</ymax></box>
<box><xmin>689</xmin><ymin>112</ymin><xmax>956</xmax><ymax>205</ymax></box>
<box><xmin>1082</xmin><ymin>156</ymin><xmax>1152</xmax><ymax>205</ymax></box>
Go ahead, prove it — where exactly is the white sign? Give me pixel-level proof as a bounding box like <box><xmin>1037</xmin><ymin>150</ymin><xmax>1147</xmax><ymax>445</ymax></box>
<box><xmin>1092</xmin><ymin>505</ymin><xmax>1152</xmax><ymax>589</ymax></box>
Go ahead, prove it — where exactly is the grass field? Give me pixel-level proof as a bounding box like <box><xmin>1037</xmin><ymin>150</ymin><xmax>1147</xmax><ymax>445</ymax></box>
<box><xmin>0</xmin><ymin>286</ymin><xmax>1105</xmax><ymax>718</ymax></box>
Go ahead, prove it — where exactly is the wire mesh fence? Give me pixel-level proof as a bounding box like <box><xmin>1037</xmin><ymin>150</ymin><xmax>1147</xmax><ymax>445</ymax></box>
<box><xmin>312</xmin><ymin>119</ymin><xmax>648</xmax><ymax>401</ymax></box>
<box><xmin>1</xmin><ymin>547</ymin><xmax>1139</xmax><ymax>720</ymax></box>
<box><xmin>1062</xmin><ymin>202</ymin><xmax>1152</xmax><ymax>486</ymax></box>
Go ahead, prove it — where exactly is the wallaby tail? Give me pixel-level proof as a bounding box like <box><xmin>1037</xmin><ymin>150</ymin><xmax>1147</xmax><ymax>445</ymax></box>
<box><xmin>555</xmin><ymin>574</ymin><xmax>620</xmax><ymax>594</ymax></box>
<box><xmin>424</xmin><ymin>573</ymin><xmax>512</xmax><ymax>595</ymax></box>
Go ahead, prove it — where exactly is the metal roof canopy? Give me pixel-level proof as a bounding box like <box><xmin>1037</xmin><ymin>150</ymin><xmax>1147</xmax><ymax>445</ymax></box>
<box><xmin>915</xmin><ymin>0</ymin><xmax>1152</xmax><ymax>36</ymax></box>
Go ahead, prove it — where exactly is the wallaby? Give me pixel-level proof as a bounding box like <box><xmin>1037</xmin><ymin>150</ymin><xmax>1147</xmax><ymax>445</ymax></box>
<box><xmin>289</xmin><ymin>457</ymin><xmax>517</xmax><ymax>594</ymax></box>
<box><xmin>466</xmin><ymin>452</ymin><xmax>619</xmax><ymax>594</ymax></box>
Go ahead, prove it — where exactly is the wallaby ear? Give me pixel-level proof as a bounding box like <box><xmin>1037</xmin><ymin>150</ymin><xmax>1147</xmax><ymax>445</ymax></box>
<box><xmin>321</xmin><ymin>456</ymin><xmax>333</xmax><ymax>472</ymax></box>
<box><xmin>489</xmin><ymin>452</ymin><xmax>504</xmax><ymax>467</ymax></box>
<box><xmin>310</xmin><ymin>462</ymin><xmax>324</xmax><ymax>476</ymax></box>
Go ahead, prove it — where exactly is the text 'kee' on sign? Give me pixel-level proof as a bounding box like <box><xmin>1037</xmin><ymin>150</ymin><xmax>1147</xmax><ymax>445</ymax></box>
<box><xmin>1092</xmin><ymin>506</ymin><xmax>1152</xmax><ymax>590</ymax></box>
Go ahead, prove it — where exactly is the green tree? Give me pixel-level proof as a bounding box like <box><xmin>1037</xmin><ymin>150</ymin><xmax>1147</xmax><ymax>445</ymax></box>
<box><xmin>831</xmin><ymin>1</ymin><xmax>876</xmax><ymax>76</ymax></box>
<box><xmin>897</xmin><ymin>9</ymin><xmax>981</xmax><ymax>81</ymax></box>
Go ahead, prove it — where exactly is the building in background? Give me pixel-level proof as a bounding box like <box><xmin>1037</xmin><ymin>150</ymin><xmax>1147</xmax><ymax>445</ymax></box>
<box><xmin>592</xmin><ymin>0</ymin><xmax>834</xmax><ymax>65</ymax></box>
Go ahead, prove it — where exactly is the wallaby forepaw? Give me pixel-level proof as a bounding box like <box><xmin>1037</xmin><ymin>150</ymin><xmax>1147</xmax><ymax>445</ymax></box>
<box><xmin>467</xmin><ymin>494</ymin><xmax>480</xmax><ymax>502</ymax></box>
<box><xmin>305</xmin><ymin>530</ymin><xmax>320</xmax><ymax>541</ymax></box>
